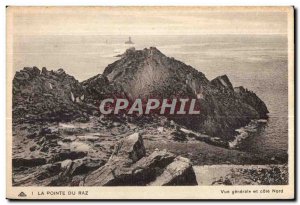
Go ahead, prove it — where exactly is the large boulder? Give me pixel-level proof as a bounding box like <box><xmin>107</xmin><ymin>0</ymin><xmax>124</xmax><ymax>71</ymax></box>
<box><xmin>84</xmin><ymin>133</ymin><xmax>146</xmax><ymax>186</ymax></box>
<box><xmin>109</xmin><ymin>132</ymin><xmax>146</xmax><ymax>165</ymax></box>
<box><xmin>150</xmin><ymin>156</ymin><xmax>197</xmax><ymax>186</ymax></box>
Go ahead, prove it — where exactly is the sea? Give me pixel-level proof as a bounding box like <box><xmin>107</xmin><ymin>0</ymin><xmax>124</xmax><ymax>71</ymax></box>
<box><xmin>13</xmin><ymin>34</ymin><xmax>289</xmax><ymax>160</ymax></box>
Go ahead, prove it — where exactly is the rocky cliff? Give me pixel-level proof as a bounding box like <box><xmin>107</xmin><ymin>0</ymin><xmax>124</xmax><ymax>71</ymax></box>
<box><xmin>83</xmin><ymin>47</ymin><xmax>269</xmax><ymax>139</ymax></box>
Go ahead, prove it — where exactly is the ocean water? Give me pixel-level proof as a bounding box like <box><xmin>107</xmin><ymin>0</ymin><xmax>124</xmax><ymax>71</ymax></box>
<box><xmin>13</xmin><ymin>34</ymin><xmax>288</xmax><ymax>159</ymax></box>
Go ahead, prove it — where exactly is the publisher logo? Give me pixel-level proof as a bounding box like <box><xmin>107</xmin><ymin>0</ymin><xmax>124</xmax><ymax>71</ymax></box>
<box><xmin>18</xmin><ymin>192</ymin><xmax>27</xmax><ymax>197</ymax></box>
<box><xmin>99</xmin><ymin>98</ymin><xmax>200</xmax><ymax>116</ymax></box>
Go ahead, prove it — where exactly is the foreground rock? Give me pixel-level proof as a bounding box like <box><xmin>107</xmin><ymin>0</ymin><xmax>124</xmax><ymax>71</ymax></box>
<box><xmin>84</xmin><ymin>133</ymin><xmax>197</xmax><ymax>186</ymax></box>
<box><xmin>150</xmin><ymin>156</ymin><xmax>197</xmax><ymax>186</ymax></box>
<box><xmin>13</xmin><ymin>157</ymin><xmax>46</xmax><ymax>168</ymax></box>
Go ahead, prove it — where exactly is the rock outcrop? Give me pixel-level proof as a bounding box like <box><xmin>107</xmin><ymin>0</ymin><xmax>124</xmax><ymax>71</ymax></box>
<box><xmin>102</xmin><ymin>47</ymin><xmax>209</xmax><ymax>99</ymax></box>
<box><xmin>13</xmin><ymin>67</ymin><xmax>87</xmax><ymax>123</ymax></box>
<box><xmin>150</xmin><ymin>156</ymin><xmax>197</xmax><ymax>186</ymax></box>
<box><xmin>211</xmin><ymin>75</ymin><xmax>234</xmax><ymax>91</ymax></box>
<box><xmin>83</xmin><ymin>47</ymin><xmax>269</xmax><ymax>139</ymax></box>
<box><xmin>84</xmin><ymin>133</ymin><xmax>198</xmax><ymax>186</ymax></box>
<box><xmin>234</xmin><ymin>86</ymin><xmax>269</xmax><ymax>119</ymax></box>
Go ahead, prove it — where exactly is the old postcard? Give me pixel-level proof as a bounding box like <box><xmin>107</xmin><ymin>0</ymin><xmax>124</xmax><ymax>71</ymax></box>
<box><xmin>6</xmin><ymin>6</ymin><xmax>294</xmax><ymax>200</ymax></box>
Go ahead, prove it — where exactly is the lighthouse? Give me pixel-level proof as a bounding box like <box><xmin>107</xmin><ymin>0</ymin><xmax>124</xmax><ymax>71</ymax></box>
<box><xmin>125</xmin><ymin>36</ymin><xmax>134</xmax><ymax>44</ymax></box>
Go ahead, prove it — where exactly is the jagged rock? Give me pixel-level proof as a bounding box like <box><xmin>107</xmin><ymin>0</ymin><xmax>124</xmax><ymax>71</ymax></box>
<box><xmin>150</xmin><ymin>156</ymin><xmax>197</xmax><ymax>186</ymax></box>
<box><xmin>70</xmin><ymin>175</ymin><xmax>86</xmax><ymax>186</ymax></box>
<box><xmin>31</xmin><ymin>157</ymin><xmax>106</xmax><ymax>186</ymax></box>
<box><xmin>234</xmin><ymin>86</ymin><xmax>269</xmax><ymax>118</ymax></box>
<box><xmin>47</xmin><ymin>160</ymin><xmax>74</xmax><ymax>186</ymax></box>
<box><xmin>211</xmin><ymin>75</ymin><xmax>234</xmax><ymax>91</ymax></box>
<box><xmin>60</xmin><ymin>159</ymin><xmax>73</xmax><ymax>176</ymax></box>
<box><xmin>36</xmin><ymin>163</ymin><xmax>61</xmax><ymax>180</ymax></box>
<box><xmin>109</xmin><ymin>132</ymin><xmax>146</xmax><ymax>165</ymax></box>
<box><xmin>102</xmin><ymin>47</ymin><xmax>208</xmax><ymax>99</ymax></box>
<box><xmin>84</xmin><ymin>150</ymin><xmax>175</xmax><ymax>186</ymax></box>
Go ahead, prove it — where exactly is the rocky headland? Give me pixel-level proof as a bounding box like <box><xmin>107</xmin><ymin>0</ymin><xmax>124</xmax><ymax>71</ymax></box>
<box><xmin>11</xmin><ymin>47</ymin><xmax>286</xmax><ymax>187</ymax></box>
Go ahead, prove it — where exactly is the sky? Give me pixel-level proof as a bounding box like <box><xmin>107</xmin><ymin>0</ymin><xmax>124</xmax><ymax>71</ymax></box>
<box><xmin>9</xmin><ymin>7</ymin><xmax>288</xmax><ymax>35</ymax></box>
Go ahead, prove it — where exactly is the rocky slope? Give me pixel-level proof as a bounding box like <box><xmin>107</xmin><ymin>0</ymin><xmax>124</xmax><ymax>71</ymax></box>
<box><xmin>102</xmin><ymin>47</ymin><xmax>209</xmax><ymax>99</ymax></box>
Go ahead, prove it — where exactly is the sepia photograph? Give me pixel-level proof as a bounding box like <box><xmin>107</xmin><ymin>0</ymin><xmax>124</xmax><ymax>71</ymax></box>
<box><xmin>6</xmin><ymin>6</ymin><xmax>294</xmax><ymax>200</ymax></box>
